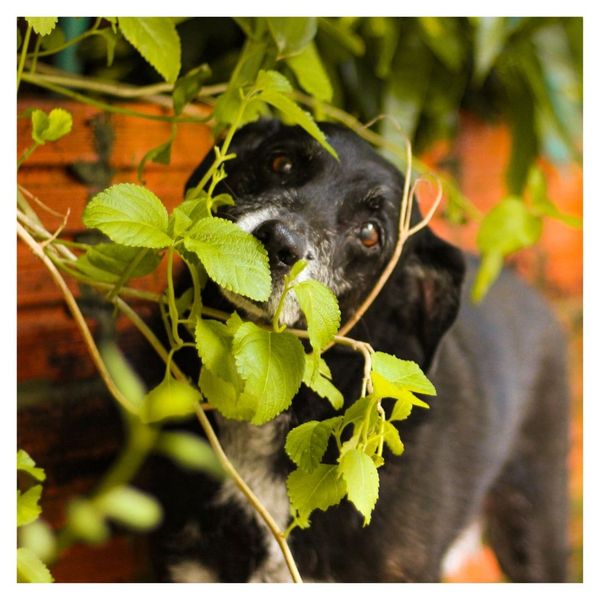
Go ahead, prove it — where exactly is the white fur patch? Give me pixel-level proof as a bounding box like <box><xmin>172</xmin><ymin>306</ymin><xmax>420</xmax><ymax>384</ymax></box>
<box><xmin>215</xmin><ymin>415</ymin><xmax>294</xmax><ymax>582</ymax></box>
<box><xmin>441</xmin><ymin>520</ymin><xmax>483</xmax><ymax>577</ymax></box>
<box><xmin>235</xmin><ymin>207</ymin><xmax>281</xmax><ymax>233</ymax></box>
<box><xmin>169</xmin><ymin>560</ymin><xmax>218</xmax><ymax>583</ymax></box>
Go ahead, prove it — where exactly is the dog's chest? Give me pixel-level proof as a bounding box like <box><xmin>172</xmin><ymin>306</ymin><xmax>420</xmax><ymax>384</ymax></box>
<box><xmin>214</xmin><ymin>415</ymin><xmax>291</xmax><ymax>530</ymax></box>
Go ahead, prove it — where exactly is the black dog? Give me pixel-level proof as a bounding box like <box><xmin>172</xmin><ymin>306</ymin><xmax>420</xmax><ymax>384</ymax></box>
<box><xmin>148</xmin><ymin>120</ymin><xmax>570</xmax><ymax>583</ymax></box>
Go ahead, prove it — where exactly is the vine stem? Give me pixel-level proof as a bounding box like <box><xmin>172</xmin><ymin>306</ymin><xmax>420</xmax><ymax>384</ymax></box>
<box><xmin>17</xmin><ymin>22</ymin><xmax>32</xmax><ymax>92</ymax></box>
<box><xmin>25</xmin><ymin>62</ymin><xmax>228</xmax><ymax>102</ymax></box>
<box><xmin>16</xmin><ymin>222</ymin><xmax>138</xmax><ymax>414</ymax></box>
<box><xmin>194</xmin><ymin>404</ymin><xmax>303</xmax><ymax>583</ymax></box>
<box><xmin>25</xmin><ymin>17</ymin><xmax>102</xmax><ymax>59</ymax></box>
<box><xmin>20</xmin><ymin>72</ymin><xmax>211</xmax><ymax>124</ymax></box>
<box><xmin>336</xmin><ymin>150</ymin><xmax>444</xmax><ymax>339</ymax></box>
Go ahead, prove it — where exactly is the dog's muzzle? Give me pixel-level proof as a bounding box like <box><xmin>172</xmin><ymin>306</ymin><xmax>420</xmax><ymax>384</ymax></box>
<box><xmin>252</xmin><ymin>219</ymin><xmax>307</xmax><ymax>272</ymax></box>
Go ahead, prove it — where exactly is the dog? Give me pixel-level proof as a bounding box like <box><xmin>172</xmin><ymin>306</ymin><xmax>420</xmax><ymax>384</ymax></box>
<box><xmin>147</xmin><ymin>120</ymin><xmax>570</xmax><ymax>583</ymax></box>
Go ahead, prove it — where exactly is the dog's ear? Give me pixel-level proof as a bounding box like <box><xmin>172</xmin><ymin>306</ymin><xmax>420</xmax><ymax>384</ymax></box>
<box><xmin>184</xmin><ymin>119</ymin><xmax>281</xmax><ymax>193</ymax></box>
<box><xmin>371</xmin><ymin>227</ymin><xmax>465</xmax><ymax>371</ymax></box>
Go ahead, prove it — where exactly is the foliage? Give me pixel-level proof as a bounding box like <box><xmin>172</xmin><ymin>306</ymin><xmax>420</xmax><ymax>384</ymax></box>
<box><xmin>16</xmin><ymin>16</ymin><xmax>582</xmax><ymax>583</ymax></box>
<box><xmin>17</xmin><ymin>450</ymin><xmax>54</xmax><ymax>582</ymax></box>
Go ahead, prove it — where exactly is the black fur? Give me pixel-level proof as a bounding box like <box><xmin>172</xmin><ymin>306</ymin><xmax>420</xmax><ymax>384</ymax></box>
<box><xmin>148</xmin><ymin>121</ymin><xmax>570</xmax><ymax>582</ymax></box>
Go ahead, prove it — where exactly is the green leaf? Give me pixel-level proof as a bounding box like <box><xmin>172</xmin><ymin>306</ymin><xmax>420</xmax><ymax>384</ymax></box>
<box><xmin>371</xmin><ymin>352</ymin><xmax>436</xmax><ymax>395</ymax></box>
<box><xmin>183</xmin><ymin>217</ymin><xmax>271</xmax><ymax>301</ymax></box>
<box><xmin>287</xmin><ymin>464</ymin><xmax>346</xmax><ymax>528</ymax></box>
<box><xmin>75</xmin><ymin>243</ymin><xmax>162</xmax><ymax>284</ymax></box>
<box><xmin>287</xmin><ymin>42</ymin><xmax>333</xmax><ymax>101</ymax></box>
<box><xmin>293</xmin><ymin>279</ymin><xmax>340</xmax><ymax>351</ymax></box>
<box><xmin>83</xmin><ymin>183</ymin><xmax>172</xmax><ymax>249</ymax></box>
<box><xmin>287</xmin><ymin>258</ymin><xmax>309</xmax><ymax>283</ymax></box>
<box><xmin>233</xmin><ymin>322</ymin><xmax>305</xmax><ymax>425</ymax></box>
<box><xmin>31</xmin><ymin>108</ymin><xmax>72</xmax><ymax>144</ymax></box>
<box><xmin>173</xmin><ymin>64</ymin><xmax>211</xmax><ymax>115</ymax></box>
<box><xmin>141</xmin><ymin>376</ymin><xmax>200</xmax><ymax>424</ymax></box>
<box><xmin>67</xmin><ymin>498</ymin><xmax>109</xmax><ymax>544</ymax></box>
<box><xmin>302</xmin><ymin>352</ymin><xmax>344</xmax><ymax>410</ymax></box>
<box><xmin>342</xmin><ymin>396</ymin><xmax>378</xmax><ymax>430</ymax></box>
<box><xmin>17</xmin><ymin>547</ymin><xmax>54</xmax><ymax>583</ymax></box>
<box><xmin>118</xmin><ymin>17</ymin><xmax>181</xmax><ymax>83</ymax></box>
<box><xmin>17</xmin><ymin>450</ymin><xmax>45</xmax><ymax>482</ymax></box>
<box><xmin>95</xmin><ymin>28</ymin><xmax>118</xmax><ymax>66</ymax></box>
<box><xmin>503</xmin><ymin>70</ymin><xmax>539</xmax><ymax>194</ymax></box>
<box><xmin>17</xmin><ymin>486</ymin><xmax>43</xmax><ymax>527</ymax></box>
<box><xmin>18</xmin><ymin>520</ymin><xmax>56</xmax><ymax>564</ymax></box>
<box><xmin>199</xmin><ymin>366</ymin><xmax>253</xmax><ymax>421</ymax></box>
<box><xmin>382</xmin><ymin>49</ymin><xmax>432</xmax><ymax>144</ymax></box>
<box><xmin>155</xmin><ymin>431</ymin><xmax>225</xmax><ymax>479</ymax></box>
<box><xmin>285</xmin><ymin>419</ymin><xmax>341</xmax><ymax>473</ymax></box>
<box><xmin>472</xmin><ymin>17</ymin><xmax>508</xmax><ymax>85</ymax></box>
<box><xmin>371</xmin><ymin>372</ymin><xmax>429</xmax><ymax>409</ymax></box>
<box><xmin>137</xmin><ymin>125</ymin><xmax>177</xmax><ymax>182</ymax></box>
<box><xmin>96</xmin><ymin>485</ymin><xmax>162</xmax><ymax>531</ymax></box>
<box><xmin>254</xmin><ymin>69</ymin><xmax>294</xmax><ymax>93</ymax></box>
<box><xmin>368</xmin><ymin>17</ymin><xmax>400</xmax><ymax>78</ymax></box>
<box><xmin>259</xmin><ymin>87</ymin><xmax>338</xmax><ymax>159</ymax></box>
<box><xmin>267</xmin><ymin>17</ymin><xmax>317</xmax><ymax>57</ymax></box>
<box><xmin>382</xmin><ymin>421</ymin><xmax>405</xmax><ymax>456</ymax></box>
<box><xmin>195</xmin><ymin>318</ymin><xmax>240</xmax><ymax>384</ymax></box>
<box><xmin>389</xmin><ymin>396</ymin><xmax>413</xmax><ymax>422</ymax></box>
<box><xmin>40</xmin><ymin>26</ymin><xmax>65</xmax><ymax>51</ymax></box>
<box><xmin>471</xmin><ymin>251</ymin><xmax>504</xmax><ymax>303</ymax></box>
<box><xmin>477</xmin><ymin>196</ymin><xmax>543</xmax><ymax>256</ymax></box>
<box><xmin>25</xmin><ymin>17</ymin><xmax>58</xmax><ymax>36</ymax></box>
<box><xmin>527</xmin><ymin>166</ymin><xmax>581</xmax><ymax>228</ymax></box>
<box><xmin>339</xmin><ymin>448</ymin><xmax>379</xmax><ymax>525</ymax></box>
<box><xmin>172</xmin><ymin>195</ymin><xmax>212</xmax><ymax>234</ymax></box>
<box><xmin>318</xmin><ymin>17</ymin><xmax>365</xmax><ymax>57</ymax></box>
<box><xmin>98</xmin><ymin>340</ymin><xmax>146</xmax><ymax>413</ymax></box>
<box><xmin>417</xmin><ymin>17</ymin><xmax>465</xmax><ymax>71</ymax></box>
<box><xmin>531</xmin><ymin>24</ymin><xmax>582</xmax><ymax>163</ymax></box>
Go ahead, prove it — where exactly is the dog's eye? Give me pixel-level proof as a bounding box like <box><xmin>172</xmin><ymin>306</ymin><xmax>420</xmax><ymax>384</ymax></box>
<box><xmin>358</xmin><ymin>221</ymin><xmax>381</xmax><ymax>248</ymax></box>
<box><xmin>270</xmin><ymin>153</ymin><xmax>293</xmax><ymax>175</ymax></box>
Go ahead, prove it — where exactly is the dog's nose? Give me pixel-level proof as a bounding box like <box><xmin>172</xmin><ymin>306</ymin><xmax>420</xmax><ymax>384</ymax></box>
<box><xmin>253</xmin><ymin>220</ymin><xmax>307</xmax><ymax>269</ymax></box>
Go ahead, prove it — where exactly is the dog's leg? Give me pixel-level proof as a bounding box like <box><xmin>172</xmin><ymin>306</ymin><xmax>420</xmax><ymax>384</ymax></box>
<box><xmin>484</xmin><ymin>343</ymin><xmax>571</xmax><ymax>582</ymax></box>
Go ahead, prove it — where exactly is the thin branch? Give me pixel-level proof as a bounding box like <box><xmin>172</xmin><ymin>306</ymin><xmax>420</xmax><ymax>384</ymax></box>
<box><xmin>16</xmin><ymin>222</ymin><xmax>139</xmax><ymax>415</ymax></box>
<box><xmin>28</xmin><ymin>61</ymin><xmax>228</xmax><ymax>100</ymax></box>
<box><xmin>16</xmin><ymin>22</ymin><xmax>32</xmax><ymax>92</ymax></box>
<box><xmin>194</xmin><ymin>404</ymin><xmax>303</xmax><ymax>583</ymax></box>
<box><xmin>20</xmin><ymin>72</ymin><xmax>211</xmax><ymax>124</ymax></box>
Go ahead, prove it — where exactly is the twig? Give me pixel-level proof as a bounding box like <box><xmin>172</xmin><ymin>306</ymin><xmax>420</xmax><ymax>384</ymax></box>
<box><xmin>194</xmin><ymin>405</ymin><xmax>303</xmax><ymax>583</ymax></box>
<box><xmin>28</xmin><ymin>61</ymin><xmax>227</xmax><ymax>101</ymax></box>
<box><xmin>20</xmin><ymin>72</ymin><xmax>211</xmax><ymax>125</ymax></box>
<box><xmin>16</xmin><ymin>222</ymin><xmax>139</xmax><ymax>415</ymax></box>
<box><xmin>336</xmin><ymin>140</ymin><xmax>443</xmax><ymax>338</ymax></box>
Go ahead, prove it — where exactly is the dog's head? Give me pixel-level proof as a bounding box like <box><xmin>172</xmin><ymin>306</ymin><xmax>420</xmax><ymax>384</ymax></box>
<box><xmin>186</xmin><ymin>120</ymin><xmax>465</xmax><ymax>369</ymax></box>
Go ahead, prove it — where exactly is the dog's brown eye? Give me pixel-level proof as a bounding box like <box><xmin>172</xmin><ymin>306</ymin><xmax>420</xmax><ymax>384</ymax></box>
<box><xmin>358</xmin><ymin>222</ymin><xmax>380</xmax><ymax>248</ymax></box>
<box><xmin>271</xmin><ymin>154</ymin><xmax>293</xmax><ymax>174</ymax></box>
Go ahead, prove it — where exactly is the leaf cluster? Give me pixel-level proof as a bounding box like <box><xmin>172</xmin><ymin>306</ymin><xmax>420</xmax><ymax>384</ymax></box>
<box><xmin>285</xmin><ymin>352</ymin><xmax>434</xmax><ymax>529</ymax></box>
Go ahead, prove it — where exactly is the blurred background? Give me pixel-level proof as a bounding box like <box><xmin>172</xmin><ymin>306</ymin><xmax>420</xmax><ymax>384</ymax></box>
<box><xmin>17</xmin><ymin>17</ymin><xmax>582</xmax><ymax>582</ymax></box>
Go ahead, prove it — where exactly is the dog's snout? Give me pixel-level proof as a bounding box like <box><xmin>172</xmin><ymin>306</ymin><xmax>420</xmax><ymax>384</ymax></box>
<box><xmin>253</xmin><ymin>219</ymin><xmax>307</xmax><ymax>269</ymax></box>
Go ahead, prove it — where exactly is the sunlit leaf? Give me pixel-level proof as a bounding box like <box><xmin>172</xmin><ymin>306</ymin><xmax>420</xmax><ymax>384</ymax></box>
<box><xmin>25</xmin><ymin>17</ymin><xmax>58</xmax><ymax>37</ymax></box>
<box><xmin>287</xmin><ymin>464</ymin><xmax>346</xmax><ymax>528</ymax></box>
<box><xmin>83</xmin><ymin>184</ymin><xmax>172</xmax><ymax>249</ymax></box>
<box><xmin>118</xmin><ymin>17</ymin><xmax>181</xmax><ymax>83</ymax></box>
<box><xmin>17</xmin><ymin>547</ymin><xmax>54</xmax><ymax>583</ymax></box>
<box><xmin>339</xmin><ymin>448</ymin><xmax>379</xmax><ymax>525</ymax></box>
